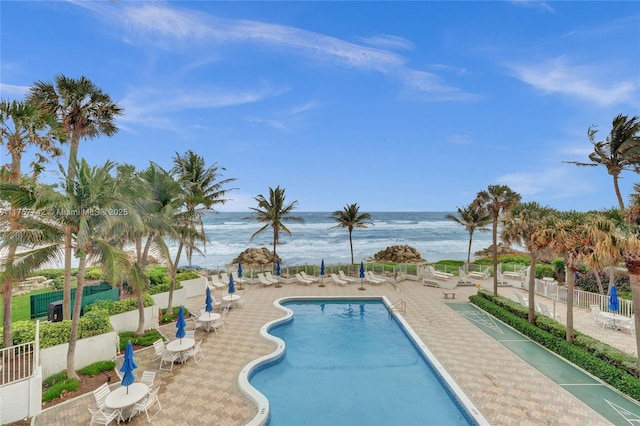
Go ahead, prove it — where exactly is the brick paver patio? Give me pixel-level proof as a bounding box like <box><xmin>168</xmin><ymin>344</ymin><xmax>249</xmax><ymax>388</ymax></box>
<box><xmin>33</xmin><ymin>278</ymin><xmax>630</xmax><ymax>425</ymax></box>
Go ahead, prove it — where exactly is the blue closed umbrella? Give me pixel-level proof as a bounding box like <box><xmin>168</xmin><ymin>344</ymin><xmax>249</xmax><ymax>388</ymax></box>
<box><xmin>320</xmin><ymin>259</ymin><xmax>325</xmax><ymax>276</ymax></box>
<box><xmin>228</xmin><ymin>274</ymin><xmax>236</xmax><ymax>294</ymax></box>
<box><xmin>237</xmin><ymin>262</ymin><xmax>243</xmax><ymax>279</ymax></box>
<box><xmin>609</xmin><ymin>285</ymin><xmax>620</xmax><ymax>313</ymax></box>
<box><xmin>205</xmin><ymin>286</ymin><xmax>213</xmax><ymax>316</ymax></box>
<box><xmin>176</xmin><ymin>306</ymin><xmax>187</xmax><ymax>343</ymax></box>
<box><xmin>359</xmin><ymin>261</ymin><xmax>365</xmax><ymax>290</ymax></box>
<box><xmin>276</xmin><ymin>261</ymin><xmax>281</xmax><ymax>276</ymax></box>
<box><xmin>120</xmin><ymin>341</ymin><xmax>137</xmax><ymax>394</ymax></box>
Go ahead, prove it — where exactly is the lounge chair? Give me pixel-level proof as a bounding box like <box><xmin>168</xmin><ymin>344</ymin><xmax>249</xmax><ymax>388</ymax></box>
<box><xmin>257</xmin><ymin>273</ymin><xmax>275</xmax><ymax>287</ymax></box>
<box><xmin>209</xmin><ymin>275</ymin><xmax>226</xmax><ymax>289</ymax></box>
<box><xmin>537</xmin><ymin>302</ymin><xmax>561</xmax><ymax>321</ymax></box>
<box><xmin>468</xmin><ymin>266</ymin><xmax>491</xmax><ymax>280</ymax></box>
<box><xmin>330</xmin><ymin>273</ymin><xmax>347</xmax><ymax>286</ymax></box>
<box><xmin>295</xmin><ymin>273</ymin><xmax>313</xmax><ymax>285</ymax></box>
<box><xmin>427</xmin><ymin>266</ymin><xmax>454</xmax><ymax>281</ymax></box>
<box><xmin>365</xmin><ymin>271</ymin><xmax>384</xmax><ymax>285</ymax></box>
<box><xmin>338</xmin><ymin>270</ymin><xmax>356</xmax><ymax>283</ymax></box>
<box><xmin>265</xmin><ymin>272</ymin><xmax>280</xmax><ymax>284</ymax></box>
<box><xmin>300</xmin><ymin>271</ymin><xmax>320</xmax><ymax>283</ymax></box>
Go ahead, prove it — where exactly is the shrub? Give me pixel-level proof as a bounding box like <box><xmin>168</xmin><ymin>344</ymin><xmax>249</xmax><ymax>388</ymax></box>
<box><xmin>84</xmin><ymin>267</ymin><xmax>103</xmax><ymax>280</ymax></box>
<box><xmin>35</xmin><ymin>269</ymin><xmax>64</xmax><ymax>280</ymax></box>
<box><xmin>118</xmin><ymin>330</ymin><xmax>163</xmax><ymax>351</ymax></box>
<box><xmin>470</xmin><ymin>291</ymin><xmax>640</xmax><ymax>399</ymax></box>
<box><xmin>80</xmin><ymin>360</ymin><xmax>116</xmax><ymax>376</ymax></box>
<box><xmin>176</xmin><ymin>270</ymin><xmax>200</xmax><ymax>281</ymax></box>
<box><xmin>43</xmin><ymin>378</ymin><xmax>79</xmax><ymax>402</ymax></box>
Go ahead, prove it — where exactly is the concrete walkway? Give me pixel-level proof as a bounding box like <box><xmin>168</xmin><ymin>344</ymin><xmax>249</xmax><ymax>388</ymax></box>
<box><xmin>33</xmin><ymin>279</ymin><xmax>636</xmax><ymax>425</ymax></box>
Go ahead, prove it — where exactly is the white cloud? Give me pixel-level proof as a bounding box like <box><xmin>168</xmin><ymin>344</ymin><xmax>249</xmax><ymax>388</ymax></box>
<box><xmin>508</xmin><ymin>0</ymin><xmax>555</xmax><ymax>13</ymax></box>
<box><xmin>508</xmin><ymin>57</ymin><xmax>637</xmax><ymax>107</ymax></box>
<box><xmin>0</xmin><ymin>83</ymin><xmax>30</xmax><ymax>98</ymax></box>
<box><xmin>357</xmin><ymin>34</ymin><xmax>414</xmax><ymax>50</ymax></box>
<box><xmin>497</xmin><ymin>166</ymin><xmax>593</xmax><ymax>200</ymax></box>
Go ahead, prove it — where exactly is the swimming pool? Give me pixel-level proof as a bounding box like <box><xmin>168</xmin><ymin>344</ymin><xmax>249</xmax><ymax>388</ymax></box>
<box><xmin>239</xmin><ymin>297</ymin><xmax>487</xmax><ymax>426</ymax></box>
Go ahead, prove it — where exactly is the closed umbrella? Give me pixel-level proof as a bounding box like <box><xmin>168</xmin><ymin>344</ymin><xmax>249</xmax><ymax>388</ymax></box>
<box><xmin>205</xmin><ymin>286</ymin><xmax>213</xmax><ymax>317</ymax></box>
<box><xmin>120</xmin><ymin>341</ymin><xmax>137</xmax><ymax>395</ymax></box>
<box><xmin>176</xmin><ymin>306</ymin><xmax>187</xmax><ymax>343</ymax></box>
<box><xmin>320</xmin><ymin>259</ymin><xmax>326</xmax><ymax>287</ymax></box>
<box><xmin>237</xmin><ymin>263</ymin><xmax>244</xmax><ymax>290</ymax></box>
<box><xmin>609</xmin><ymin>285</ymin><xmax>620</xmax><ymax>313</ymax></box>
<box><xmin>359</xmin><ymin>261</ymin><xmax>365</xmax><ymax>291</ymax></box>
<box><xmin>275</xmin><ymin>261</ymin><xmax>282</xmax><ymax>288</ymax></box>
<box><xmin>228</xmin><ymin>274</ymin><xmax>236</xmax><ymax>294</ymax></box>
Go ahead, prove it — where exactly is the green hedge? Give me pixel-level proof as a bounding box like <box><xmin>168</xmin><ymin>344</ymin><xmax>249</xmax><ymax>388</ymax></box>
<box><xmin>470</xmin><ymin>291</ymin><xmax>640</xmax><ymax>401</ymax></box>
<box><xmin>83</xmin><ymin>293</ymin><xmax>154</xmax><ymax>315</ymax></box>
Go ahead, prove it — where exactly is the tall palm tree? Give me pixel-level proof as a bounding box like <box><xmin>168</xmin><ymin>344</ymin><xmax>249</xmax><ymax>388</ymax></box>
<box><xmin>502</xmin><ymin>202</ymin><xmax>556</xmax><ymax>324</ymax></box>
<box><xmin>445</xmin><ymin>200</ymin><xmax>491</xmax><ymax>272</ymax></box>
<box><xmin>247</xmin><ymin>186</ymin><xmax>303</xmax><ymax>259</ymax></box>
<box><xmin>0</xmin><ymin>99</ymin><xmax>63</xmax><ymax>347</ymax></box>
<box><xmin>330</xmin><ymin>203</ymin><xmax>373</xmax><ymax>264</ymax></box>
<box><xmin>537</xmin><ymin>211</ymin><xmax>609</xmax><ymax>343</ymax></box>
<box><xmin>476</xmin><ymin>185</ymin><xmax>521</xmax><ymax>295</ymax></box>
<box><xmin>565</xmin><ymin>114</ymin><xmax>640</xmax><ymax>210</ymax></box>
<box><xmin>171</xmin><ymin>150</ymin><xmax>237</xmax><ymax>266</ymax></box>
<box><xmin>28</xmin><ymin>75</ymin><xmax>123</xmax><ymax>320</ymax></box>
<box><xmin>60</xmin><ymin>158</ymin><xmax>129</xmax><ymax>379</ymax></box>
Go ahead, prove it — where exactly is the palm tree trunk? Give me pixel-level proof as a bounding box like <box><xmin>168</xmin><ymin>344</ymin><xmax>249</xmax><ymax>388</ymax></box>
<box><xmin>63</xmin><ymin>228</ymin><xmax>72</xmax><ymax>320</ymax></box>
<box><xmin>167</xmin><ymin>242</ymin><xmax>184</xmax><ymax>313</ymax></box>
<box><xmin>135</xmin><ymin>288</ymin><xmax>145</xmax><ymax>336</ymax></box>
<box><xmin>2</xmin><ymin>246</ymin><xmax>17</xmax><ymax>348</ymax></box>
<box><xmin>566</xmin><ymin>262</ymin><xmax>575</xmax><ymax>343</ymax></box>
<box><xmin>593</xmin><ymin>269</ymin><xmax>604</xmax><ymax>294</ymax></box>
<box><xmin>66</xmin><ymin>253</ymin><xmax>86</xmax><ymax>381</ymax></box>
<box><xmin>625</xmin><ymin>260</ymin><xmax>640</xmax><ymax>366</ymax></box>
<box><xmin>349</xmin><ymin>230</ymin><xmax>354</xmax><ymax>265</ymax></box>
<box><xmin>613</xmin><ymin>174</ymin><xmax>625</xmax><ymax>210</ymax></box>
<box><xmin>492</xmin><ymin>218</ymin><xmax>499</xmax><ymax>296</ymax></box>
<box><xmin>528</xmin><ymin>254</ymin><xmax>537</xmax><ymax>324</ymax></box>
<box><xmin>466</xmin><ymin>231</ymin><xmax>474</xmax><ymax>273</ymax></box>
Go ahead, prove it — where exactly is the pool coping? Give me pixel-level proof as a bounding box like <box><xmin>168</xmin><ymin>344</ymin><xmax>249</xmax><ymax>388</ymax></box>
<box><xmin>238</xmin><ymin>295</ymin><xmax>490</xmax><ymax>426</ymax></box>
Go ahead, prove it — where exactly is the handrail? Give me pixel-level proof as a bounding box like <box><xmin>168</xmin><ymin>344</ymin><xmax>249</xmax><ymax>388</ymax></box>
<box><xmin>389</xmin><ymin>298</ymin><xmax>406</xmax><ymax>315</ymax></box>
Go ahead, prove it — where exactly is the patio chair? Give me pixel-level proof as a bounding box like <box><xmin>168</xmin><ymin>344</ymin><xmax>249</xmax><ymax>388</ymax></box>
<box><xmin>151</xmin><ymin>339</ymin><xmax>165</xmax><ymax>362</ymax></box>
<box><xmin>537</xmin><ymin>303</ymin><xmax>561</xmax><ymax>321</ymax></box>
<box><xmin>338</xmin><ymin>270</ymin><xmax>356</xmax><ymax>283</ymax></box>
<box><xmin>618</xmin><ymin>314</ymin><xmax>635</xmax><ymax>335</ymax></box>
<box><xmin>212</xmin><ymin>308</ymin><xmax>228</xmax><ymax>334</ymax></box>
<box><xmin>89</xmin><ymin>407</ymin><xmax>124</xmax><ymax>426</ymax></box>
<box><xmin>590</xmin><ymin>305</ymin><xmax>614</xmax><ymax>329</ymax></box>
<box><xmin>265</xmin><ymin>271</ymin><xmax>281</xmax><ymax>284</ymax></box>
<box><xmin>131</xmin><ymin>386</ymin><xmax>162</xmax><ymax>423</ymax></box>
<box><xmin>427</xmin><ymin>266</ymin><xmax>454</xmax><ymax>281</ymax></box>
<box><xmin>140</xmin><ymin>371</ymin><xmax>157</xmax><ymax>391</ymax></box>
<box><xmin>300</xmin><ymin>271</ymin><xmax>320</xmax><ymax>283</ymax></box>
<box><xmin>513</xmin><ymin>290</ymin><xmax>528</xmax><ymax>307</ymax></box>
<box><xmin>159</xmin><ymin>349</ymin><xmax>180</xmax><ymax>372</ymax></box>
<box><xmin>235</xmin><ymin>291</ymin><xmax>246</xmax><ymax>308</ymax></box>
<box><xmin>295</xmin><ymin>273</ymin><xmax>313</xmax><ymax>285</ymax></box>
<box><xmin>185</xmin><ymin>339</ymin><xmax>204</xmax><ymax>364</ymax></box>
<box><xmin>192</xmin><ymin>316</ymin><xmax>203</xmax><ymax>331</ymax></box>
<box><xmin>257</xmin><ymin>273</ymin><xmax>275</xmax><ymax>287</ymax></box>
<box><xmin>186</xmin><ymin>330</ymin><xmax>196</xmax><ymax>340</ymax></box>
<box><xmin>365</xmin><ymin>271</ymin><xmax>384</xmax><ymax>285</ymax></box>
<box><xmin>92</xmin><ymin>382</ymin><xmax>111</xmax><ymax>409</ymax></box>
<box><xmin>209</xmin><ymin>275</ymin><xmax>226</xmax><ymax>289</ymax></box>
<box><xmin>220</xmin><ymin>272</ymin><xmax>230</xmax><ymax>285</ymax></box>
<box><xmin>330</xmin><ymin>273</ymin><xmax>347</xmax><ymax>286</ymax></box>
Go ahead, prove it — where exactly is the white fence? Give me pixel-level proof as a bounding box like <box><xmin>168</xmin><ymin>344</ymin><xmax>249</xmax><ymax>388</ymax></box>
<box><xmin>524</xmin><ymin>279</ymin><xmax>634</xmax><ymax>317</ymax></box>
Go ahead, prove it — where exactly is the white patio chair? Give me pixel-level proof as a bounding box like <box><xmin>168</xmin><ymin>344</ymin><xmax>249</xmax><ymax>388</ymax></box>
<box><xmin>295</xmin><ymin>273</ymin><xmax>313</xmax><ymax>285</ymax></box>
<box><xmin>590</xmin><ymin>305</ymin><xmax>614</xmax><ymax>329</ymax></box>
<box><xmin>186</xmin><ymin>330</ymin><xmax>196</xmax><ymax>340</ymax></box>
<box><xmin>131</xmin><ymin>386</ymin><xmax>161</xmax><ymax>423</ymax></box>
<box><xmin>185</xmin><ymin>339</ymin><xmax>204</xmax><ymax>364</ymax></box>
<box><xmin>538</xmin><ymin>302</ymin><xmax>561</xmax><ymax>321</ymax></box>
<box><xmin>159</xmin><ymin>349</ymin><xmax>180</xmax><ymax>372</ymax></box>
<box><xmin>89</xmin><ymin>407</ymin><xmax>124</xmax><ymax>426</ymax></box>
<box><xmin>338</xmin><ymin>270</ymin><xmax>356</xmax><ymax>283</ymax></box>
<box><xmin>513</xmin><ymin>290</ymin><xmax>528</xmax><ymax>307</ymax></box>
<box><xmin>92</xmin><ymin>382</ymin><xmax>111</xmax><ymax>409</ymax></box>
<box><xmin>330</xmin><ymin>273</ymin><xmax>347</xmax><ymax>286</ymax></box>
<box><xmin>192</xmin><ymin>316</ymin><xmax>203</xmax><ymax>331</ymax></box>
<box><xmin>265</xmin><ymin>271</ymin><xmax>280</xmax><ymax>284</ymax></box>
<box><xmin>140</xmin><ymin>371</ymin><xmax>157</xmax><ymax>391</ymax></box>
<box><xmin>257</xmin><ymin>273</ymin><xmax>274</xmax><ymax>287</ymax></box>
<box><xmin>618</xmin><ymin>314</ymin><xmax>635</xmax><ymax>335</ymax></box>
<box><xmin>151</xmin><ymin>339</ymin><xmax>165</xmax><ymax>362</ymax></box>
<box><xmin>300</xmin><ymin>271</ymin><xmax>320</xmax><ymax>283</ymax></box>
<box><xmin>212</xmin><ymin>308</ymin><xmax>228</xmax><ymax>334</ymax></box>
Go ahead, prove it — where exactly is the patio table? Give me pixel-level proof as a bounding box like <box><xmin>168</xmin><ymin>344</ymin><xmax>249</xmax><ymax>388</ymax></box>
<box><xmin>198</xmin><ymin>312</ymin><xmax>221</xmax><ymax>332</ymax></box>
<box><xmin>104</xmin><ymin>382</ymin><xmax>149</xmax><ymax>420</ymax></box>
<box><xmin>223</xmin><ymin>294</ymin><xmax>242</xmax><ymax>308</ymax></box>
<box><xmin>166</xmin><ymin>337</ymin><xmax>195</xmax><ymax>362</ymax></box>
<box><xmin>601</xmin><ymin>312</ymin><xmax>630</xmax><ymax>330</ymax></box>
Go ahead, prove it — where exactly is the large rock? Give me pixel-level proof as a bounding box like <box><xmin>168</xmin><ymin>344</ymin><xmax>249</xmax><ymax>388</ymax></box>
<box><xmin>372</xmin><ymin>245</ymin><xmax>425</xmax><ymax>263</ymax></box>
<box><xmin>232</xmin><ymin>247</ymin><xmax>281</xmax><ymax>266</ymax></box>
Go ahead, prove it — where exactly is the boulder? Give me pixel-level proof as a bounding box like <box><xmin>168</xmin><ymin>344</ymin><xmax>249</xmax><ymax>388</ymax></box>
<box><xmin>372</xmin><ymin>245</ymin><xmax>425</xmax><ymax>263</ymax></box>
<box><xmin>232</xmin><ymin>247</ymin><xmax>281</xmax><ymax>266</ymax></box>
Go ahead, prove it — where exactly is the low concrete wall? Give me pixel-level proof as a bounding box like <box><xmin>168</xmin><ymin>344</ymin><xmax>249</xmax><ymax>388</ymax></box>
<box><xmin>0</xmin><ymin>366</ymin><xmax>42</xmax><ymax>424</ymax></box>
<box><xmin>41</xmin><ymin>331</ymin><xmax>118</xmax><ymax>379</ymax></box>
<box><xmin>180</xmin><ymin>277</ymin><xmax>207</xmax><ymax>298</ymax></box>
<box><xmin>151</xmin><ymin>287</ymin><xmax>187</xmax><ymax>309</ymax></box>
<box><xmin>109</xmin><ymin>306</ymin><xmax>158</xmax><ymax>333</ymax></box>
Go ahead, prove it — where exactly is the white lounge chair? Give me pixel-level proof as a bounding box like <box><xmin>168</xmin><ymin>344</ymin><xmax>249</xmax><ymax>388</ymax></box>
<box><xmin>295</xmin><ymin>273</ymin><xmax>313</xmax><ymax>285</ymax></box>
<box><xmin>265</xmin><ymin>271</ymin><xmax>280</xmax><ymax>284</ymax></box>
<box><xmin>330</xmin><ymin>273</ymin><xmax>347</xmax><ymax>286</ymax></box>
<box><xmin>209</xmin><ymin>275</ymin><xmax>226</xmax><ymax>289</ymax></box>
<box><xmin>427</xmin><ymin>266</ymin><xmax>454</xmax><ymax>281</ymax></box>
<box><xmin>257</xmin><ymin>273</ymin><xmax>275</xmax><ymax>287</ymax></box>
<box><xmin>338</xmin><ymin>270</ymin><xmax>356</xmax><ymax>283</ymax></box>
<box><xmin>300</xmin><ymin>271</ymin><xmax>320</xmax><ymax>283</ymax></box>
<box><xmin>364</xmin><ymin>271</ymin><xmax>384</xmax><ymax>285</ymax></box>
<box><xmin>537</xmin><ymin>302</ymin><xmax>561</xmax><ymax>321</ymax></box>
<box><xmin>468</xmin><ymin>266</ymin><xmax>491</xmax><ymax>280</ymax></box>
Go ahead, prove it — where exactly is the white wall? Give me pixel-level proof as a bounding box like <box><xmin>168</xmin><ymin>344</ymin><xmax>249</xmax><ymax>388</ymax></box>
<box><xmin>180</xmin><ymin>277</ymin><xmax>207</xmax><ymax>298</ymax></box>
<box><xmin>151</xmin><ymin>287</ymin><xmax>187</xmax><ymax>309</ymax></box>
<box><xmin>40</xmin><ymin>331</ymin><xmax>118</xmax><ymax>379</ymax></box>
<box><xmin>108</xmin><ymin>306</ymin><xmax>157</xmax><ymax>333</ymax></box>
<box><xmin>0</xmin><ymin>366</ymin><xmax>42</xmax><ymax>424</ymax></box>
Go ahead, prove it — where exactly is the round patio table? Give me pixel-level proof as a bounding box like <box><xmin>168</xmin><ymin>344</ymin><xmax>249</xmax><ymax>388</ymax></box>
<box><xmin>223</xmin><ymin>294</ymin><xmax>242</xmax><ymax>308</ymax></box>
<box><xmin>166</xmin><ymin>337</ymin><xmax>195</xmax><ymax>362</ymax></box>
<box><xmin>104</xmin><ymin>382</ymin><xmax>149</xmax><ymax>420</ymax></box>
<box><xmin>199</xmin><ymin>312</ymin><xmax>221</xmax><ymax>332</ymax></box>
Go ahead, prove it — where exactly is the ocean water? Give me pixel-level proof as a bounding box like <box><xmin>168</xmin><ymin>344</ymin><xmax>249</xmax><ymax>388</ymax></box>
<box><xmin>173</xmin><ymin>211</ymin><xmax>494</xmax><ymax>269</ymax></box>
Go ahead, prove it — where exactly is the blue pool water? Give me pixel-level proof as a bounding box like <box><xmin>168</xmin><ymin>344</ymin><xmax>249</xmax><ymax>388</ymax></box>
<box><xmin>249</xmin><ymin>300</ymin><xmax>472</xmax><ymax>426</ymax></box>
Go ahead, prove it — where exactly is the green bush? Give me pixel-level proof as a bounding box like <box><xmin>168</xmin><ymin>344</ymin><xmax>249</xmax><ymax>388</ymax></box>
<box><xmin>176</xmin><ymin>270</ymin><xmax>200</xmax><ymax>281</ymax></box>
<box><xmin>108</xmin><ymin>293</ymin><xmax>154</xmax><ymax>315</ymax></box>
<box><xmin>34</xmin><ymin>269</ymin><xmax>64</xmax><ymax>280</ymax></box>
<box><xmin>80</xmin><ymin>360</ymin><xmax>116</xmax><ymax>376</ymax></box>
<box><xmin>147</xmin><ymin>266</ymin><xmax>169</xmax><ymax>286</ymax></box>
<box><xmin>43</xmin><ymin>378</ymin><xmax>79</xmax><ymax>402</ymax></box>
<box><xmin>148</xmin><ymin>281</ymin><xmax>182</xmax><ymax>295</ymax></box>
<box><xmin>498</xmin><ymin>255</ymin><xmax>530</xmax><ymax>265</ymax></box>
<box><xmin>578</xmin><ymin>270</ymin><xmax>630</xmax><ymax>294</ymax></box>
<box><xmin>160</xmin><ymin>306</ymin><xmax>190</xmax><ymax>324</ymax></box>
<box><xmin>470</xmin><ymin>291</ymin><xmax>640</xmax><ymax>400</ymax></box>
<box><xmin>84</xmin><ymin>267</ymin><xmax>103</xmax><ymax>280</ymax></box>
<box><xmin>118</xmin><ymin>330</ymin><xmax>164</xmax><ymax>351</ymax></box>
<box><xmin>43</xmin><ymin>371</ymin><xmax>67</xmax><ymax>387</ymax></box>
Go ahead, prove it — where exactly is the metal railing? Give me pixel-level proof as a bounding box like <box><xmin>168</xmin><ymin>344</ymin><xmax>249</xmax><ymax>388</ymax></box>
<box><xmin>1</xmin><ymin>341</ymin><xmax>35</xmax><ymax>386</ymax></box>
<box><xmin>389</xmin><ymin>298</ymin><xmax>406</xmax><ymax>315</ymax></box>
<box><xmin>523</xmin><ymin>280</ymin><xmax>633</xmax><ymax>317</ymax></box>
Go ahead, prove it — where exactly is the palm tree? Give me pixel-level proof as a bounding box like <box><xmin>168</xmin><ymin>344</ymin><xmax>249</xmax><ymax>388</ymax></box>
<box><xmin>60</xmin><ymin>158</ymin><xmax>130</xmax><ymax>379</ymax></box>
<box><xmin>476</xmin><ymin>185</ymin><xmax>522</xmax><ymax>295</ymax></box>
<box><xmin>0</xmin><ymin>98</ymin><xmax>63</xmax><ymax>347</ymax></box>
<box><xmin>171</xmin><ymin>150</ymin><xmax>237</xmax><ymax>266</ymax></box>
<box><xmin>247</xmin><ymin>186</ymin><xmax>303</xmax><ymax>259</ymax></box>
<box><xmin>565</xmin><ymin>114</ymin><xmax>640</xmax><ymax>210</ymax></box>
<box><xmin>28</xmin><ymin>75</ymin><xmax>123</xmax><ymax>320</ymax></box>
<box><xmin>502</xmin><ymin>202</ymin><xmax>556</xmax><ymax>324</ymax></box>
<box><xmin>537</xmin><ymin>211</ymin><xmax>609</xmax><ymax>343</ymax></box>
<box><xmin>330</xmin><ymin>203</ymin><xmax>373</xmax><ymax>264</ymax></box>
<box><xmin>445</xmin><ymin>200</ymin><xmax>491</xmax><ymax>272</ymax></box>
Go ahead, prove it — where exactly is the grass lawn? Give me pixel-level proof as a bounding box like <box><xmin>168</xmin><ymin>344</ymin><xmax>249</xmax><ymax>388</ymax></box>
<box><xmin>1</xmin><ymin>287</ymin><xmax>59</xmax><ymax>323</ymax></box>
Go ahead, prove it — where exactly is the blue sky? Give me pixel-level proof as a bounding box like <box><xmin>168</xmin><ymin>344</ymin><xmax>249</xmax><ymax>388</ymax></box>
<box><xmin>2</xmin><ymin>1</ymin><xmax>639</xmax><ymax>212</ymax></box>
